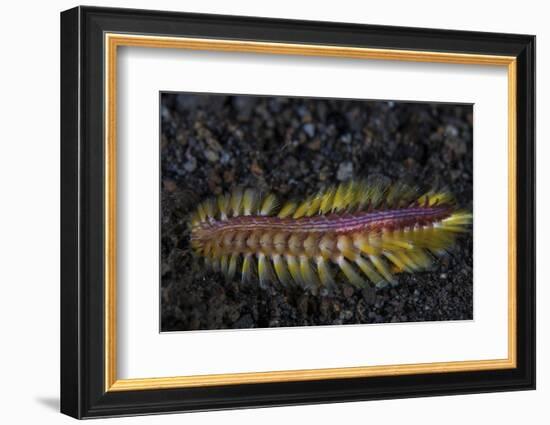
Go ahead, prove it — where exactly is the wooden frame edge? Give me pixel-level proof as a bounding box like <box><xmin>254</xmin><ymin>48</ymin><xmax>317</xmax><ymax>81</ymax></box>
<box><xmin>507</xmin><ymin>59</ymin><xmax>518</xmax><ymax>369</ymax></box>
<box><xmin>104</xmin><ymin>33</ymin><xmax>518</xmax><ymax>393</ymax></box>
<box><xmin>108</xmin><ymin>358</ymin><xmax>516</xmax><ymax>391</ymax></box>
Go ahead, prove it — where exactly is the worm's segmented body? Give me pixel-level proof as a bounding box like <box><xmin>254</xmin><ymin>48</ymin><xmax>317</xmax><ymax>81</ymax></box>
<box><xmin>190</xmin><ymin>180</ymin><xmax>471</xmax><ymax>290</ymax></box>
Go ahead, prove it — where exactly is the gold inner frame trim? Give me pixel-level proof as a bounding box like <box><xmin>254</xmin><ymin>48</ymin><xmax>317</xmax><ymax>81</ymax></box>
<box><xmin>104</xmin><ymin>33</ymin><xmax>518</xmax><ymax>392</ymax></box>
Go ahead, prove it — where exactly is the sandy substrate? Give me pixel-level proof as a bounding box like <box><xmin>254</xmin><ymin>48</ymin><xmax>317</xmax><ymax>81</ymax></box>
<box><xmin>160</xmin><ymin>93</ymin><xmax>473</xmax><ymax>331</ymax></box>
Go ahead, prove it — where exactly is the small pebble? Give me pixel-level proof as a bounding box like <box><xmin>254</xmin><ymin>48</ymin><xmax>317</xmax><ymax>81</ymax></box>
<box><xmin>337</xmin><ymin>161</ymin><xmax>354</xmax><ymax>181</ymax></box>
<box><xmin>163</xmin><ymin>180</ymin><xmax>177</xmax><ymax>192</ymax></box>
<box><xmin>183</xmin><ymin>156</ymin><xmax>197</xmax><ymax>172</ymax></box>
<box><xmin>204</xmin><ymin>149</ymin><xmax>219</xmax><ymax>162</ymax></box>
<box><xmin>343</xmin><ymin>285</ymin><xmax>355</xmax><ymax>298</ymax></box>
<box><xmin>303</xmin><ymin>123</ymin><xmax>315</xmax><ymax>138</ymax></box>
<box><xmin>307</xmin><ymin>139</ymin><xmax>321</xmax><ymax>151</ymax></box>
<box><xmin>223</xmin><ymin>170</ymin><xmax>235</xmax><ymax>183</ymax></box>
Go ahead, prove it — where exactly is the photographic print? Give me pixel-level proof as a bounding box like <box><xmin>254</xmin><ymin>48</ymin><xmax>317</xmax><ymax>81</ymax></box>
<box><xmin>61</xmin><ymin>8</ymin><xmax>535</xmax><ymax>417</ymax></box>
<box><xmin>160</xmin><ymin>93</ymin><xmax>473</xmax><ymax>332</ymax></box>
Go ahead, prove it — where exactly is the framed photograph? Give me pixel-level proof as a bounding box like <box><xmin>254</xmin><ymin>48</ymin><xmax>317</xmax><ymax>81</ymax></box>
<box><xmin>60</xmin><ymin>6</ymin><xmax>535</xmax><ymax>419</ymax></box>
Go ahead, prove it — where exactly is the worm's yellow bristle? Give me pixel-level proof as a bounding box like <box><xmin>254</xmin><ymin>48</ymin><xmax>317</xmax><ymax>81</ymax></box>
<box><xmin>278</xmin><ymin>201</ymin><xmax>297</xmax><ymax>218</ymax></box>
<box><xmin>242</xmin><ymin>189</ymin><xmax>258</xmax><ymax>215</ymax></box>
<box><xmin>355</xmin><ymin>256</ymin><xmax>383</xmax><ymax>286</ymax></box>
<box><xmin>331</xmin><ymin>182</ymin><xmax>349</xmax><ymax>212</ymax></box>
<box><xmin>286</xmin><ymin>255</ymin><xmax>303</xmax><ymax>286</ymax></box>
<box><xmin>316</xmin><ymin>257</ymin><xmax>335</xmax><ymax>288</ymax></box>
<box><xmin>227</xmin><ymin>254</ymin><xmax>238</xmax><ymax>280</ymax></box>
<box><xmin>293</xmin><ymin>197</ymin><xmax>311</xmax><ymax>219</ymax></box>
<box><xmin>305</xmin><ymin>194</ymin><xmax>323</xmax><ymax>216</ymax></box>
<box><xmin>230</xmin><ymin>188</ymin><xmax>243</xmax><ymax>216</ymax></box>
<box><xmin>241</xmin><ymin>254</ymin><xmax>253</xmax><ymax>283</ymax></box>
<box><xmin>369</xmin><ymin>255</ymin><xmax>396</xmax><ymax>285</ymax></box>
<box><xmin>319</xmin><ymin>187</ymin><xmax>335</xmax><ymax>214</ymax></box>
<box><xmin>300</xmin><ymin>256</ymin><xmax>319</xmax><ymax>287</ymax></box>
<box><xmin>273</xmin><ymin>254</ymin><xmax>291</xmax><ymax>286</ymax></box>
<box><xmin>258</xmin><ymin>253</ymin><xmax>275</xmax><ymax>288</ymax></box>
<box><xmin>337</xmin><ymin>256</ymin><xmax>367</xmax><ymax>289</ymax></box>
<box><xmin>217</xmin><ymin>193</ymin><xmax>230</xmax><ymax>219</ymax></box>
<box><xmin>260</xmin><ymin>193</ymin><xmax>278</xmax><ymax>216</ymax></box>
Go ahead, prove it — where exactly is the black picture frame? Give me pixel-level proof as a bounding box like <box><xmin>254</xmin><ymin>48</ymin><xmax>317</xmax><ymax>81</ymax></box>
<box><xmin>61</xmin><ymin>5</ymin><xmax>535</xmax><ymax>419</ymax></box>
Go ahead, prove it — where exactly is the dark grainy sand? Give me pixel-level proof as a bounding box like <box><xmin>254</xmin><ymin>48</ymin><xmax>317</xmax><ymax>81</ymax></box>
<box><xmin>160</xmin><ymin>93</ymin><xmax>473</xmax><ymax>332</ymax></box>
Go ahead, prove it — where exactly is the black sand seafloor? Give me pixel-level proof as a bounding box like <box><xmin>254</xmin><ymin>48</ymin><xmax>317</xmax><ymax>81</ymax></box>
<box><xmin>160</xmin><ymin>93</ymin><xmax>473</xmax><ymax>332</ymax></box>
